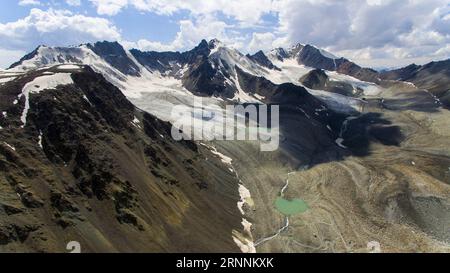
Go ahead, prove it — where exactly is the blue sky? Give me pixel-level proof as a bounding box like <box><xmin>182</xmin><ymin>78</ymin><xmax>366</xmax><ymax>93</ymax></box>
<box><xmin>0</xmin><ymin>0</ymin><xmax>449</xmax><ymax>68</ymax></box>
<box><xmin>0</xmin><ymin>1</ymin><xmax>190</xmax><ymax>46</ymax></box>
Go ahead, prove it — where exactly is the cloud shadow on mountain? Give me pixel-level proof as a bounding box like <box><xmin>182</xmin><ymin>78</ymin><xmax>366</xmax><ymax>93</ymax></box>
<box><xmin>277</xmin><ymin>108</ymin><xmax>404</xmax><ymax>169</ymax></box>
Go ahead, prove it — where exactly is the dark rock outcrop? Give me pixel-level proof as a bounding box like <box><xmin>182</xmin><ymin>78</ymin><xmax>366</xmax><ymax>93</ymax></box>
<box><xmin>87</xmin><ymin>41</ymin><xmax>141</xmax><ymax>76</ymax></box>
<box><xmin>299</xmin><ymin>69</ymin><xmax>359</xmax><ymax>96</ymax></box>
<box><xmin>247</xmin><ymin>51</ymin><xmax>280</xmax><ymax>70</ymax></box>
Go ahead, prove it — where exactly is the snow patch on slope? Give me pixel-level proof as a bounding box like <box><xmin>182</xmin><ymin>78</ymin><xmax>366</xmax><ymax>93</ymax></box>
<box><xmin>3</xmin><ymin>142</ymin><xmax>16</xmax><ymax>151</ymax></box>
<box><xmin>233</xmin><ymin>232</ymin><xmax>256</xmax><ymax>253</ymax></box>
<box><xmin>210</xmin><ymin>46</ymin><xmax>265</xmax><ymax>77</ymax></box>
<box><xmin>57</xmin><ymin>64</ymin><xmax>83</xmax><ymax>71</ymax></box>
<box><xmin>327</xmin><ymin>71</ymin><xmax>383</xmax><ymax>96</ymax></box>
<box><xmin>20</xmin><ymin>73</ymin><xmax>73</xmax><ymax>126</ymax></box>
<box><xmin>0</xmin><ymin>76</ymin><xmax>16</xmax><ymax>85</ymax></box>
<box><xmin>200</xmin><ymin>143</ymin><xmax>255</xmax><ymax>253</ymax></box>
<box><xmin>38</xmin><ymin>131</ymin><xmax>43</xmax><ymax>149</ymax></box>
<box><xmin>208</xmin><ymin>145</ymin><xmax>233</xmax><ymax>165</ymax></box>
<box><xmin>232</xmin><ymin>73</ymin><xmax>262</xmax><ymax>103</ymax></box>
<box><xmin>264</xmin><ymin>57</ymin><xmax>312</xmax><ymax>84</ymax></box>
<box><xmin>335</xmin><ymin>138</ymin><xmax>347</xmax><ymax>149</ymax></box>
<box><xmin>233</xmin><ymin>182</ymin><xmax>255</xmax><ymax>253</ymax></box>
<box><xmin>305</xmin><ymin>87</ymin><xmax>366</xmax><ymax>114</ymax></box>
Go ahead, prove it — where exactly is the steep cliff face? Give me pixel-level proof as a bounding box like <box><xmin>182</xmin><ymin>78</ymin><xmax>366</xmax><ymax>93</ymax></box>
<box><xmin>0</xmin><ymin>66</ymin><xmax>244</xmax><ymax>252</ymax></box>
<box><xmin>87</xmin><ymin>41</ymin><xmax>141</xmax><ymax>77</ymax></box>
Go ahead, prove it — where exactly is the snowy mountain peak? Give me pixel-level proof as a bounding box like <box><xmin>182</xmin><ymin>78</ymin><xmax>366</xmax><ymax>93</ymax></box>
<box><xmin>267</xmin><ymin>47</ymin><xmax>290</xmax><ymax>62</ymax></box>
<box><xmin>288</xmin><ymin>43</ymin><xmax>305</xmax><ymax>57</ymax></box>
<box><xmin>208</xmin><ymin>38</ymin><xmax>225</xmax><ymax>49</ymax></box>
<box><xmin>8</xmin><ymin>45</ymin><xmax>44</xmax><ymax>69</ymax></box>
<box><xmin>247</xmin><ymin>50</ymin><xmax>280</xmax><ymax>71</ymax></box>
<box><xmin>303</xmin><ymin>44</ymin><xmax>339</xmax><ymax>60</ymax></box>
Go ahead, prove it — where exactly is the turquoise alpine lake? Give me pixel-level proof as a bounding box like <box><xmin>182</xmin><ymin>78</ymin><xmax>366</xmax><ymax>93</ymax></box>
<box><xmin>275</xmin><ymin>197</ymin><xmax>309</xmax><ymax>216</ymax></box>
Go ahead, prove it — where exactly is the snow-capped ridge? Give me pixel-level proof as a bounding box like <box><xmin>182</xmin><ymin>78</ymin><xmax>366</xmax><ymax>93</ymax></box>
<box><xmin>208</xmin><ymin>38</ymin><xmax>225</xmax><ymax>54</ymax></box>
<box><xmin>5</xmin><ymin>39</ymin><xmax>383</xmax><ymax>113</ymax></box>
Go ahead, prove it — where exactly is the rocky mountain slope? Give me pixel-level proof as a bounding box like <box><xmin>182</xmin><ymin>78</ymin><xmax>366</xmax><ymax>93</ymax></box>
<box><xmin>0</xmin><ymin>65</ymin><xmax>250</xmax><ymax>252</ymax></box>
<box><xmin>380</xmin><ymin>59</ymin><xmax>450</xmax><ymax>108</ymax></box>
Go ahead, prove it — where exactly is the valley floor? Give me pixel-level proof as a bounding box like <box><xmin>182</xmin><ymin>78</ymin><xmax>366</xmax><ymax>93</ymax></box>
<box><xmin>212</xmin><ymin>90</ymin><xmax>450</xmax><ymax>253</ymax></box>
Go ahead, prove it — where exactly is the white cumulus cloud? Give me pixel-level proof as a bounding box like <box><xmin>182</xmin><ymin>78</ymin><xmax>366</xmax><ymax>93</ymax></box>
<box><xmin>248</xmin><ymin>32</ymin><xmax>276</xmax><ymax>52</ymax></box>
<box><xmin>0</xmin><ymin>8</ymin><xmax>121</xmax><ymax>50</ymax></box>
<box><xmin>18</xmin><ymin>0</ymin><xmax>41</xmax><ymax>6</ymax></box>
<box><xmin>89</xmin><ymin>0</ymin><xmax>273</xmax><ymax>24</ymax></box>
<box><xmin>66</xmin><ymin>0</ymin><xmax>82</xmax><ymax>6</ymax></box>
<box><xmin>122</xmin><ymin>15</ymin><xmax>245</xmax><ymax>52</ymax></box>
<box><xmin>273</xmin><ymin>0</ymin><xmax>450</xmax><ymax>67</ymax></box>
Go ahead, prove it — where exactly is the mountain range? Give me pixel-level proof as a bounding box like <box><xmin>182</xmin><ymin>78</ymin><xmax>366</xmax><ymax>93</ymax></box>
<box><xmin>0</xmin><ymin>39</ymin><xmax>449</xmax><ymax>253</ymax></box>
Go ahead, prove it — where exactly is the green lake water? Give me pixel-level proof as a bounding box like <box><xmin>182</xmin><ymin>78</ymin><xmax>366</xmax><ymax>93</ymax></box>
<box><xmin>275</xmin><ymin>197</ymin><xmax>309</xmax><ymax>216</ymax></box>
